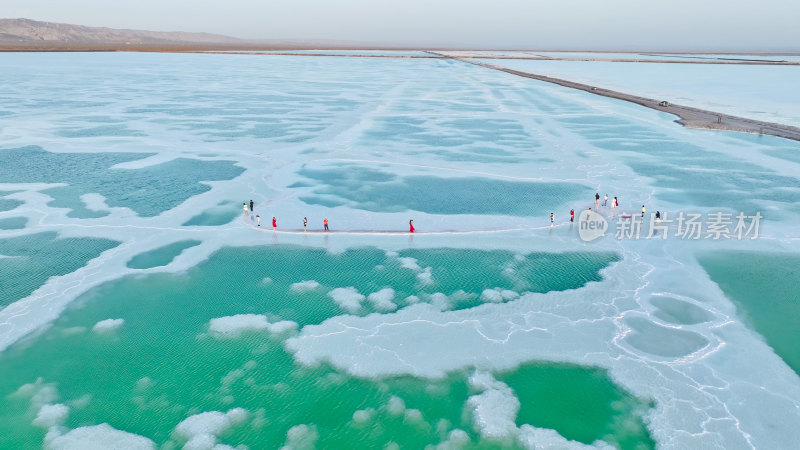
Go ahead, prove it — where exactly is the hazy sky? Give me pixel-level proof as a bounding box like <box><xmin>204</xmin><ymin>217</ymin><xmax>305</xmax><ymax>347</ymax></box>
<box><xmin>2</xmin><ymin>0</ymin><xmax>799</xmax><ymax>50</ymax></box>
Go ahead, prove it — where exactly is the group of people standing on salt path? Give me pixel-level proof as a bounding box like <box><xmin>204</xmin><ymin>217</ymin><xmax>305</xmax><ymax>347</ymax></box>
<box><xmin>554</xmin><ymin>192</ymin><xmax>622</xmax><ymax>226</ymax></box>
<box><xmin>243</xmin><ymin>190</ymin><xmax>658</xmax><ymax>233</ymax></box>
<box><xmin>556</xmin><ymin>192</ymin><xmax>661</xmax><ymax>226</ymax></box>
<box><xmin>243</xmin><ymin>199</ymin><xmax>414</xmax><ymax>233</ymax></box>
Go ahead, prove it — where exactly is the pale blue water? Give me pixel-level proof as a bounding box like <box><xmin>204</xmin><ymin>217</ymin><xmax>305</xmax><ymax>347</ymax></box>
<box><xmin>126</xmin><ymin>240</ymin><xmax>202</xmax><ymax>269</ymax></box>
<box><xmin>297</xmin><ymin>167</ymin><xmax>589</xmax><ymax>216</ymax></box>
<box><xmin>0</xmin><ymin>217</ymin><xmax>27</xmax><ymax>230</ymax></box>
<box><xmin>0</xmin><ymin>193</ymin><xmax>23</xmax><ymax>212</ymax></box>
<box><xmin>0</xmin><ymin>146</ymin><xmax>244</xmax><ymax>217</ymax></box>
<box><xmin>182</xmin><ymin>201</ymin><xmax>240</xmax><ymax>226</ymax></box>
<box><xmin>41</xmin><ymin>186</ymin><xmax>110</xmax><ymax>219</ymax></box>
<box><xmin>0</xmin><ymin>232</ymin><xmax>119</xmax><ymax>307</ymax></box>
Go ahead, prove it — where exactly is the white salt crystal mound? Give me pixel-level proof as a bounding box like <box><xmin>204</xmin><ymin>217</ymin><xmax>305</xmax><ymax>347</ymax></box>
<box><xmin>404</xmin><ymin>295</ymin><xmax>420</xmax><ymax>304</ymax></box>
<box><xmin>428</xmin><ymin>293</ymin><xmax>450</xmax><ymax>311</ymax></box>
<box><xmin>368</xmin><ymin>288</ymin><xmax>397</xmax><ymax>312</ymax></box>
<box><xmin>386</xmin><ymin>396</ymin><xmax>406</xmax><ymax>416</ymax></box>
<box><xmin>433</xmin><ymin>429</ymin><xmax>470</xmax><ymax>450</ymax></box>
<box><xmin>480</xmin><ymin>289</ymin><xmax>503</xmax><ymax>303</ymax></box>
<box><xmin>464</xmin><ymin>372</ymin><xmax>605</xmax><ymax>448</ymax></box>
<box><xmin>225</xmin><ymin>407</ymin><xmax>248</xmax><ymax>425</ymax></box>
<box><xmin>45</xmin><ymin>423</ymin><xmax>156</xmax><ymax>450</ymax></box>
<box><xmin>208</xmin><ymin>315</ymin><xmax>298</xmax><ymax>338</ymax></box>
<box><xmin>280</xmin><ymin>424</ymin><xmax>318</xmax><ymax>450</ymax></box>
<box><xmin>174</xmin><ymin>408</ymin><xmax>248</xmax><ymax>441</ymax></box>
<box><xmin>403</xmin><ymin>408</ymin><xmax>424</xmax><ymax>423</ymax></box>
<box><xmin>12</xmin><ymin>378</ymin><xmax>59</xmax><ymax>409</ymax></box>
<box><xmin>480</xmin><ymin>288</ymin><xmax>519</xmax><ymax>303</ymax></box>
<box><xmin>209</xmin><ymin>314</ymin><xmax>270</xmax><ymax>337</ymax></box>
<box><xmin>517</xmin><ymin>424</ymin><xmax>614</xmax><ymax>449</ymax></box>
<box><xmin>393</xmin><ymin>256</ymin><xmax>434</xmax><ymax>286</ymax></box>
<box><xmin>467</xmin><ymin>372</ymin><xmax>520</xmax><ymax>439</ymax></box>
<box><xmin>327</xmin><ymin>287</ymin><xmax>365</xmax><ymax>314</ymax></box>
<box><xmin>290</xmin><ymin>280</ymin><xmax>322</xmax><ymax>293</ymax></box>
<box><xmin>92</xmin><ymin>318</ymin><xmax>124</xmax><ymax>333</ymax></box>
<box><xmin>397</xmin><ymin>257</ymin><xmax>421</xmax><ymax>271</ymax></box>
<box><xmin>175</xmin><ymin>411</ymin><xmax>231</xmax><ymax>439</ymax></box>
<box><xmin>352</xmin><ymin>408</ymin><xmax>375</xmax><ymax>423</ymax></box>
<box><xmin>416</xmin><ymin>267</ymin><xmax>434</xmax><ymax>285</ymax></box>
<box><xmin>269</xmin><ymin>320</ymin><xmax>299</xmax><ymax>335</ymax></box>
<box><xmin>33</xmin><ymin>403</ymin><xmax>69</xmax><ymax>428</ymax></box>
<box><xmin>183</xmin><ymin>433</ymin><xmax>217</xmax><ymax>450</ymax></box>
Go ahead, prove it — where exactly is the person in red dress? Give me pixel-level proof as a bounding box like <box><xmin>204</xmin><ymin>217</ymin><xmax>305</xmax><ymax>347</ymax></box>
<box><xmin>409</xmin><ymin>219</ymin><xmax>415</xmax><ymax>233</ymax></box>
<box><xmin>272</xmin><ymin>216</ymin><xmax>277</xmax><ymax>230</ymax></box>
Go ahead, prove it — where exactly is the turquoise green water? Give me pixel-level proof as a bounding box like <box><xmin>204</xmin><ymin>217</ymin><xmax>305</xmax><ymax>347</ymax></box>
<box><xmin>126</xmin><ymin>240</ymin><xmax>202</xmax><ymax>269</ymax></box>
<box><xmin>0</xmin><ymin>217</ymin><xmax>28</xmax><ymax>230</ymax></box>
<box><xmin>297</xmin><ymin>167</ymin><xmax>590</xmax><ymax>216</ymax></box>
<box><xmin>0</xmin><ymin>146</ymin><xmax>244</xmax><ymax>217</ymax></box>
<box><xmin>0</xmin><ymin>232</ymin><xmax>119</xmax><ymax>307</ymax></box>
<box><xmin>182</xmin><ymin>201</ymin><xmax>240</xmax><ymax>226</ymax></box>
<box><xmin>0</xmin><ymin>245</ymin><xmax>651</xmax><ymax>448</ymax></box>
<box><xmin>698</xmin><ymin>251</ymin><xmax>800</xmax><ymax>375</ymax></box>
<box><xmin>403</xmin><ymin>249</ymin><xmax>619</xmax><ymax>308</ymax></box>
<box><xmin>498</xmin><ymin>363</ymin><xmax>654</xmax><ymax>449</ymax></box>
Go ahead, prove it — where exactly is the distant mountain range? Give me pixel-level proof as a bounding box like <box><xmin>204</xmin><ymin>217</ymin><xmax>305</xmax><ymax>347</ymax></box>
<box><xmin>0</xmin><ymin>18</ymin><xmax>245</xmax><ymax>47</ymax></box>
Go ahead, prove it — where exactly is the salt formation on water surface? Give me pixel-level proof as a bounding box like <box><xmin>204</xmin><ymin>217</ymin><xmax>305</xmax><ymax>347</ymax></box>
<box><xmin>44</xmin><ymin>424</ymin><xmax>156</xmax><ymax>450</ymax></box>
<box><xmin>173</xmin><ymin>408</ymin><xmax>248</xmax><ymax>449</ymax></box>
<box><xmin>92</xmin><ymin>318</ymin><xmax>124</xmax><ymax>333</ymax></box>
<box><xmin>280</xmin><ymin>424</ymin><xmax>319</xmax><ymax>450</ymax></box>
<box><xmin>327</xmin><ymin>287</ymin><xmax>366</xmax><ymax>314</ymax></box>
<box><xmin>289</xmin><ymin>280</ymin><xmax>322</xmax><ymax>292</ymax></box>
<box><xmin>32</xmin><ymin>403</ymin><xmax>70</xmax><ymax>428</ymax></box>
<box><xmin>208</xmin><ymin>314</ymin><xmax>298</xmax><ymax>337</ymax></box>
